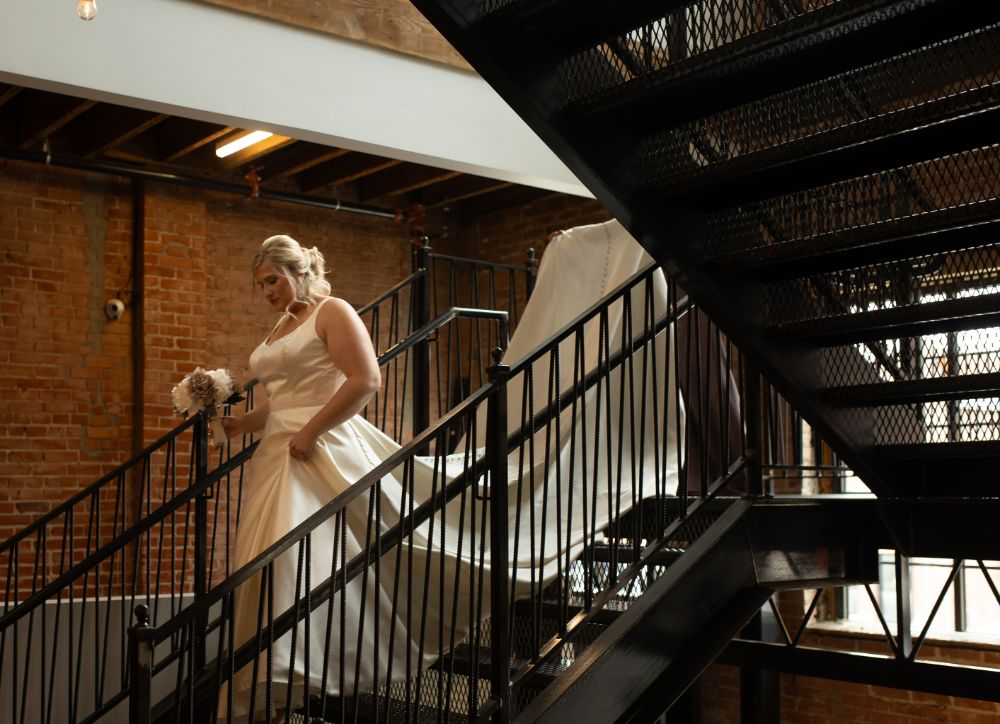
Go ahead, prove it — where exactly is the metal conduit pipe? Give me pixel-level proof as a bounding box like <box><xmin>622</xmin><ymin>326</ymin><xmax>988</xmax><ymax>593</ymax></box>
<box><xmin>0</xmin><ymin>144</ymin><xmax>406</xmax><ymax>221</ymax></box>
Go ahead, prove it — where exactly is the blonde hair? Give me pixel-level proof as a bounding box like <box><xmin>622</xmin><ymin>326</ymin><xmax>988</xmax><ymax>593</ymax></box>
<box><xmin>252</xmin><ymin>235</ymin><xmax>331</xmax><ymax>308</ymax></box>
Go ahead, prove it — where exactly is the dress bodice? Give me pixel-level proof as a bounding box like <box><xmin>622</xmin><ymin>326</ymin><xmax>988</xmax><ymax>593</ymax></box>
<box><xmin>249</xmin><ymin>297</ymin><xmax>345</xmax><ymax>411</ymax></box>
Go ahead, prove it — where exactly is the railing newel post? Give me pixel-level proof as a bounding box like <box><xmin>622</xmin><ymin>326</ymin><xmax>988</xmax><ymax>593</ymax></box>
<box><xmin>486</xmin><ymin>347</ymin><xmax>511</xmax><ymax>724</ymax></box>
<box><xmin>525</xmin><ymin>247</ymin><xmax>539</xmax><ymax>298</ymax></box>
<box><xmin>128</xmin><ymin>603</ymin><xmax>155</xmax><ymax>724</ymax></box>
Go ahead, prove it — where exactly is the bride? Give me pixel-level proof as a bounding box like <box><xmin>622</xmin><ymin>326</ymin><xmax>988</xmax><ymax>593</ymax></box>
<box><xmin>217</xmin><ymin>226</ymin><xmax>680</xmax><ymax>721</ymax></box>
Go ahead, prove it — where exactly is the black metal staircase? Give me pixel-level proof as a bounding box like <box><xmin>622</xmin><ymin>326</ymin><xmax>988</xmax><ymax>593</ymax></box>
<box><xmin>408</xmin><ymin>0</ymin><xmax>1000</xmax><ymax>500</ymax></box>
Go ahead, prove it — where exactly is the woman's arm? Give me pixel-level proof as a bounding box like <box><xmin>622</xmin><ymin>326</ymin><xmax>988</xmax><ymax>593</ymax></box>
<box><xmin>221</xmin><ymin>395</ymin><xmax>270</xmax><ymax>437</ymax></box>
<box><xmin>288</xmin><ymin>297</ymin><xmax>381</xmax><ymax>459</ymax></box>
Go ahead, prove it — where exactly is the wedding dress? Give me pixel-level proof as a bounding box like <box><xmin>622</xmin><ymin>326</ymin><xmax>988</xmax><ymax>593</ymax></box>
<box><xmin>218</xmin><ymin>220</ymin><xmax>681</xmax><ymax>720</ymax></box>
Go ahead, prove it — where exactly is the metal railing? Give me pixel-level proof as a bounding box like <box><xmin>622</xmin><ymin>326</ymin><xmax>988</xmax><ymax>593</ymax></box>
<box><xmin>0</xmin><ymin>249</ymin><xmax>532</xmax><ymax>724</ymax></box>
<box><xmin>128</xmin><ymin>262</ymin><xmax>759</xmax><ymax>724</ymax></box>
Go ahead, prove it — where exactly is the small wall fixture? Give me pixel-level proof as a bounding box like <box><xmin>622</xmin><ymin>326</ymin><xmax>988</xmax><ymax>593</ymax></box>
<box><xmin>216</xmin><ymin>130</ymin><xmax>273</xmax><ymax>159</ymax></box>
<box><xmin>76</xmin><ymin>0</ymin><xmax>97</xmax><ymax>20</ymax></box>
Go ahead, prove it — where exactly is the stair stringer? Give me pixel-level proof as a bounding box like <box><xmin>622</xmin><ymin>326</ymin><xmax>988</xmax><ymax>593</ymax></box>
<box><xmin>516</xmin><ymin>496</ymin><xmax>880</xmax><ymax>723</ymax></box>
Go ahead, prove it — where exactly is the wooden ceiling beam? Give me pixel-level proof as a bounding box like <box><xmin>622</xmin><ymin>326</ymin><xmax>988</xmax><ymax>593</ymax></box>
<box><xmin>456</xmin><ymin>186</ymin><xmax>555</xmax><ymax>220</ymax></box>
<box><xmin>0</xmin><ymin>84</ymin><xmax>21</xmax><ymax>111</ymax></box>
<box><xmin>71</xmin><ymin>105</ymin><xmax>168</xmax><ymax>157</ymax></box>
<box><xmin>156</xmin><ymin>118</ymin><xmax>234</xmax><ymax>162</ymax></box>
<box><xmin>357</xmin><ymin>163</ymin><xmax>461</xmax><ymax>202</ymax></box>
<box><xmin>297</xmin><ymin>153</ymin><xmax>403</xmax><ymax>193</ymax></box>
<box><xmin>256</xmin><ymin>143</ymin><xmax>351</xmax><ymax>181</ymax></box>
<box><xmin>420</xmin><ymin>175</ymin><xmax>514</xmax><ymax>208</ymax></box>
<box><xmin>17</xmin><ymin>91</ymin><xmax>96</xmax><ymax>149</ymax></box>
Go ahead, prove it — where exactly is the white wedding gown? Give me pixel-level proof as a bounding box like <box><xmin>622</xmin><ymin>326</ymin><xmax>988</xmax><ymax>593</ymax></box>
<box><xmin>218</xmin><ymin>221</ymin><xmax>681</xmax><ymax>720</ymax></box>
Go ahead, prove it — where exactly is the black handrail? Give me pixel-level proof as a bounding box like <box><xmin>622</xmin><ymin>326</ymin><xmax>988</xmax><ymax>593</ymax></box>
<box><xmin>0</xmin><ymin>251</ymin><xmax>533</xmax><ymax>724</ymax></box>
<box><xmin>0</xmin><ymin>307</ymin><xmax>507</xmax><ymax>633</ymax></box>
<box><xmin>356</xmin><ymin>269</ymin><xmax>425</xmax><ymax>316</ymax></box>
<box><xmin>133</xmin><ymin>261</ymin><xmax>704</xmax><ymax>724</ymax></box>
<box><xmin>0</xmin><ymin>253</ymin><xmax>522</xmax><ymax>555</ymax></box>
<box><xmin>0</xmin><ymin>414</ymin><xmax>195</xmax><ymax>554</ymax></box>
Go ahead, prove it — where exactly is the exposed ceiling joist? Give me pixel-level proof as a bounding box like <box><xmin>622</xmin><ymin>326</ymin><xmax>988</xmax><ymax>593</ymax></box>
<box><xmin>17</xmin><ymin>91</ymin><xmax>95</xmax><ymax>149</ymax></box>
<box><xmin>157</xmin><ymin>118</ymin><xmax>234</xmax><ymax>162</ymax></box>
<box><xmin>256</xmin><ymin>143</ymin><xmax>350</xmax><ymax>181</ymax></box>
<box><xmin>68</xmin><ymin>105</ymin><xmax>167</xmax><ymax>158</ymax></box>
<box><xmin>357</xmin><ymin>163</ymin><xmax>460</xmax><ymax>202</ymax></box>
<box><xmin>298</xmin><ymin>153</ymin><xmax>402</xmax><ymax>193</ymax></box>
<box><xmin>0</xmin><ymin>84</ymin><xmax>20</xmax><ymax>110</ymax></box>
<box><xmin>421</xmin><ymin>175</ymin><xmax>514</xmax><ymax>209</ymax></box>
<box><xmin>0</xmin><ymin>83</ymin><xmax>586</xmax><ymax>224</ymax></box>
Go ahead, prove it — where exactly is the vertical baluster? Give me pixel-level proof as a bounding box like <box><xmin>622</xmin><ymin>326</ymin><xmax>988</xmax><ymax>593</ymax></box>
<box><xmin>193</xmin><ymin>413</ymin><xmax>209</xmax><ymax>674</ymax></box>
<box><xmin>486</xmin><ymin>348</ymin><xmax>510</xmax><ymax>724</ymax></box>
<box><xmin>744</xmin><ymin>357</ymin><xmax>763</xmax><ymax>497</ymax></box>
<box><xmin>413</xmin><ymin>241</ymin><xmax>432</xmax><ymax>443</ymax></box>
<box><xmin>667</xmin><ymin>286</ymin><xmax>681</xmax><ymax>515</ymax></box>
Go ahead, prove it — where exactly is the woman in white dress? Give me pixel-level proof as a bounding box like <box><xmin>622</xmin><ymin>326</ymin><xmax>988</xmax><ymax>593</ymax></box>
<box><xmin>216</xmin><ymin>224</ymin><xmax>682</xmax><ymax>722</ymax></box>
<box><xmin>218</xmin><ymin>235</ymin><xmax>391</xmax><ymax>721</ymax></box>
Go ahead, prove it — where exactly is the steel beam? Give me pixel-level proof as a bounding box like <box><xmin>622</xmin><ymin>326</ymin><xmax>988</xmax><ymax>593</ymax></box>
<box><xmin>720</xmin><ymin>640</ymin><xmax>1000</xmax><ymax>703</ymax></box>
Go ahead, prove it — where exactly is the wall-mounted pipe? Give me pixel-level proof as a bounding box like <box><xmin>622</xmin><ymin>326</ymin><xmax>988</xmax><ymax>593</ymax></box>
<box><xmin>0</xmin><ymin>144</ymin><xmax>405</xmax><ymax>221</ymax></box>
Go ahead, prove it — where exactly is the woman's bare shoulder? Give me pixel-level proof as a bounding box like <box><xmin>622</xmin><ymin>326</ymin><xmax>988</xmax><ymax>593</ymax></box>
<box><xmin>315</xmin><ymin>296</ymin><xmax>361</xmax><ymax>327</ymax></box>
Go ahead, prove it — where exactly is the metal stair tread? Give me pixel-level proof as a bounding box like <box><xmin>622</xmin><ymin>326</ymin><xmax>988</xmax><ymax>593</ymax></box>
<box><xmin>770</xmin><ymin>291</ymin><xmax>1000</xmax><ymax>346</ymax></box>
<box><xmin>564</xmin><ymin>0</ymin><xmax>1000</xmax><ymax>134</ymax></box>
<box><xmin>708</xmin><ymin>200</ymin><xmax>1000</xmax><ymax>280</ymax></box>
<box><xmin>874</xmin><ymin>439</ymin><xmax>1000</xmax><ymax>460</ymax></box>
<box><xmin>822</xmin><ymin>373</ymin><xmax>1000</xmax><ymax>407</ymax></box>
<box><xmin>643</xmin><ymin>85</ymin><xmax>1000</xmax><ymax>210</ymax></box>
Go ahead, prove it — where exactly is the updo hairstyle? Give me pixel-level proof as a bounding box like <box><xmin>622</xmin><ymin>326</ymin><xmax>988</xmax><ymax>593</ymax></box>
<box><xmin>253</xmin><ymin>234</ymin><xmax>332</xmax><ymax>307</ymax></box>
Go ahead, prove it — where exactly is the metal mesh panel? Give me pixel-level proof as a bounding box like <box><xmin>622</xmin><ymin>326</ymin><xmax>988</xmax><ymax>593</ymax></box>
<box><xmin>640</xmin><ymin>25</ymin><xmax>1000</xmax><ymax>189</ymax></box>
<box><xmin>874</xmin><ymin>399</ymin><xmax>1000</xmax><ymax>444</ymax></box>
<box><xmin>707</xmin><ymin>144</ymin><xmax>1000</xmax><ymax>258</ymax></box>
<box><xmin>822</xmin><ymin>328</ymin><xmax>1000</xmax><ymax>385</ymax></box>
<box><xmin>766</xmin><ymin>245</ymin><xmax>1000</xmax><ymax>326</ymax></box>
<box><xmin>559</xmin><ymin>0</ymin><xmax>841</xmax><ymax>106</ymax></box>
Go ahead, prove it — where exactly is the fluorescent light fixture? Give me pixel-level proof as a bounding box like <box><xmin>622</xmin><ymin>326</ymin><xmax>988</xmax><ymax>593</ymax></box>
<box><xmin>216</xmin><ymin>130</ymin><xmax>273</xmax><ymax>158</ymax></box>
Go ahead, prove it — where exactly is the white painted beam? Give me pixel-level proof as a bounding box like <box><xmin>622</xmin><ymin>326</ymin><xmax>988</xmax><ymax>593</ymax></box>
<box><xmin>0</xmin><ymin>0</ymin><xmax>590</xmax><ymax>197</ymax></box>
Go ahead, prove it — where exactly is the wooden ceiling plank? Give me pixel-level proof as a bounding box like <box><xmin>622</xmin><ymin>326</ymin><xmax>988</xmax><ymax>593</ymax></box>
<box><xmin>158</xmin><ymin>119</ymin><xmax>234</xmax><ymax>162</ymax></box>
<box><xmin>357</xmin><ymin>164</ymin><xmax>461</xmax><ymax>202</ymax></box>
<box><xmin>19</xmin><ymin>93</ymin><xmax>96</xmax><ymax>149</ymax></box>
<box><xmin>423</xmin><ymin>177</ymin><xmax>514</xmax><ymax>208</ymax></box>
<box><xmin>0</xmin><ymin>84</ymin><xmax>21</xmax><ymax>111</ymax></box>
<box><xmin>457</xmin><ymin>186</ymin><xmax>555</xmax><ymax>220</ymax></box>
<box><xmin>261</xmin><ymin>145</ymin><xmax>351</xmax><ymax>181</ymax></box>
<box><xmin>78</xmin><ymin>106</ymin><xmax>168</xmax><ymax>157</ymax></box>
<box><xmin>298</xmin><ymin>153</ymin><xmax>403</xmax><ymax>192</ymax></box>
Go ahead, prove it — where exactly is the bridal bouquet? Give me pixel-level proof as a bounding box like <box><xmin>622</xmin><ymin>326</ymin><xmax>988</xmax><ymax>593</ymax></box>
<box><xmin>172</xmin><ymin>367</ymin><xmax>243</xmax><ymax>446</ymax></box>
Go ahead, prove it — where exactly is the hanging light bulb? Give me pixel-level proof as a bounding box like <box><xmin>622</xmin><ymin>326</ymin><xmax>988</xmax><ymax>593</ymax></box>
<box><xmin>76</xmin><ymin>0</ymin><xmax>97</xmax><ymax>21</ymax></box>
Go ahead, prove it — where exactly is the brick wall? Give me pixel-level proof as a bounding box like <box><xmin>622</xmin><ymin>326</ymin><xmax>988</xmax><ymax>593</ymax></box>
<box><xmin>0</xmin><ymin>160</ymin><xmax>416</xmax><ymax>549</ymax></box>
<box><xmin>445</xmin><ymin>192</ymin><xmax>609</xmax><ymax>266</ymax></box>
<box><xmin>0</xmin><ymin>164</ymin><xmax>135</xmax><ymax>535</ymax></box>
<box><xmin>0</xmin><ymin>164</ymin><xmax>609</xmax><ymax>589</ymax></box>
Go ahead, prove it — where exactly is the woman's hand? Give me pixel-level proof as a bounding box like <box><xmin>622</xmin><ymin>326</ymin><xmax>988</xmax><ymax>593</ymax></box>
<box><xmin>220</xmin><ymin>416</ymin><xmax>243</xmax><ymax>439</ymax></box>
<box><xmin>288</xmin><ymin>429</ymin><xmax>317</xmax><ymax>461</ymax></box>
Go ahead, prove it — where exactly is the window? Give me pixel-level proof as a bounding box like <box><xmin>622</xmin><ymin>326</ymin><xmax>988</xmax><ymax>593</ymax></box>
<box><xmin>841</xmin><ymin>554</ymin><xmax>1000</xmax><ymax>640</ymax></box>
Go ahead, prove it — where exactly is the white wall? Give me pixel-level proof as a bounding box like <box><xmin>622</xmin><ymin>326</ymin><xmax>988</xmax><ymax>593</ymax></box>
<box><xmin>0</xmin><ymin>0</ymin><xmax>589</xmax><ymax>197</ymax></box>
